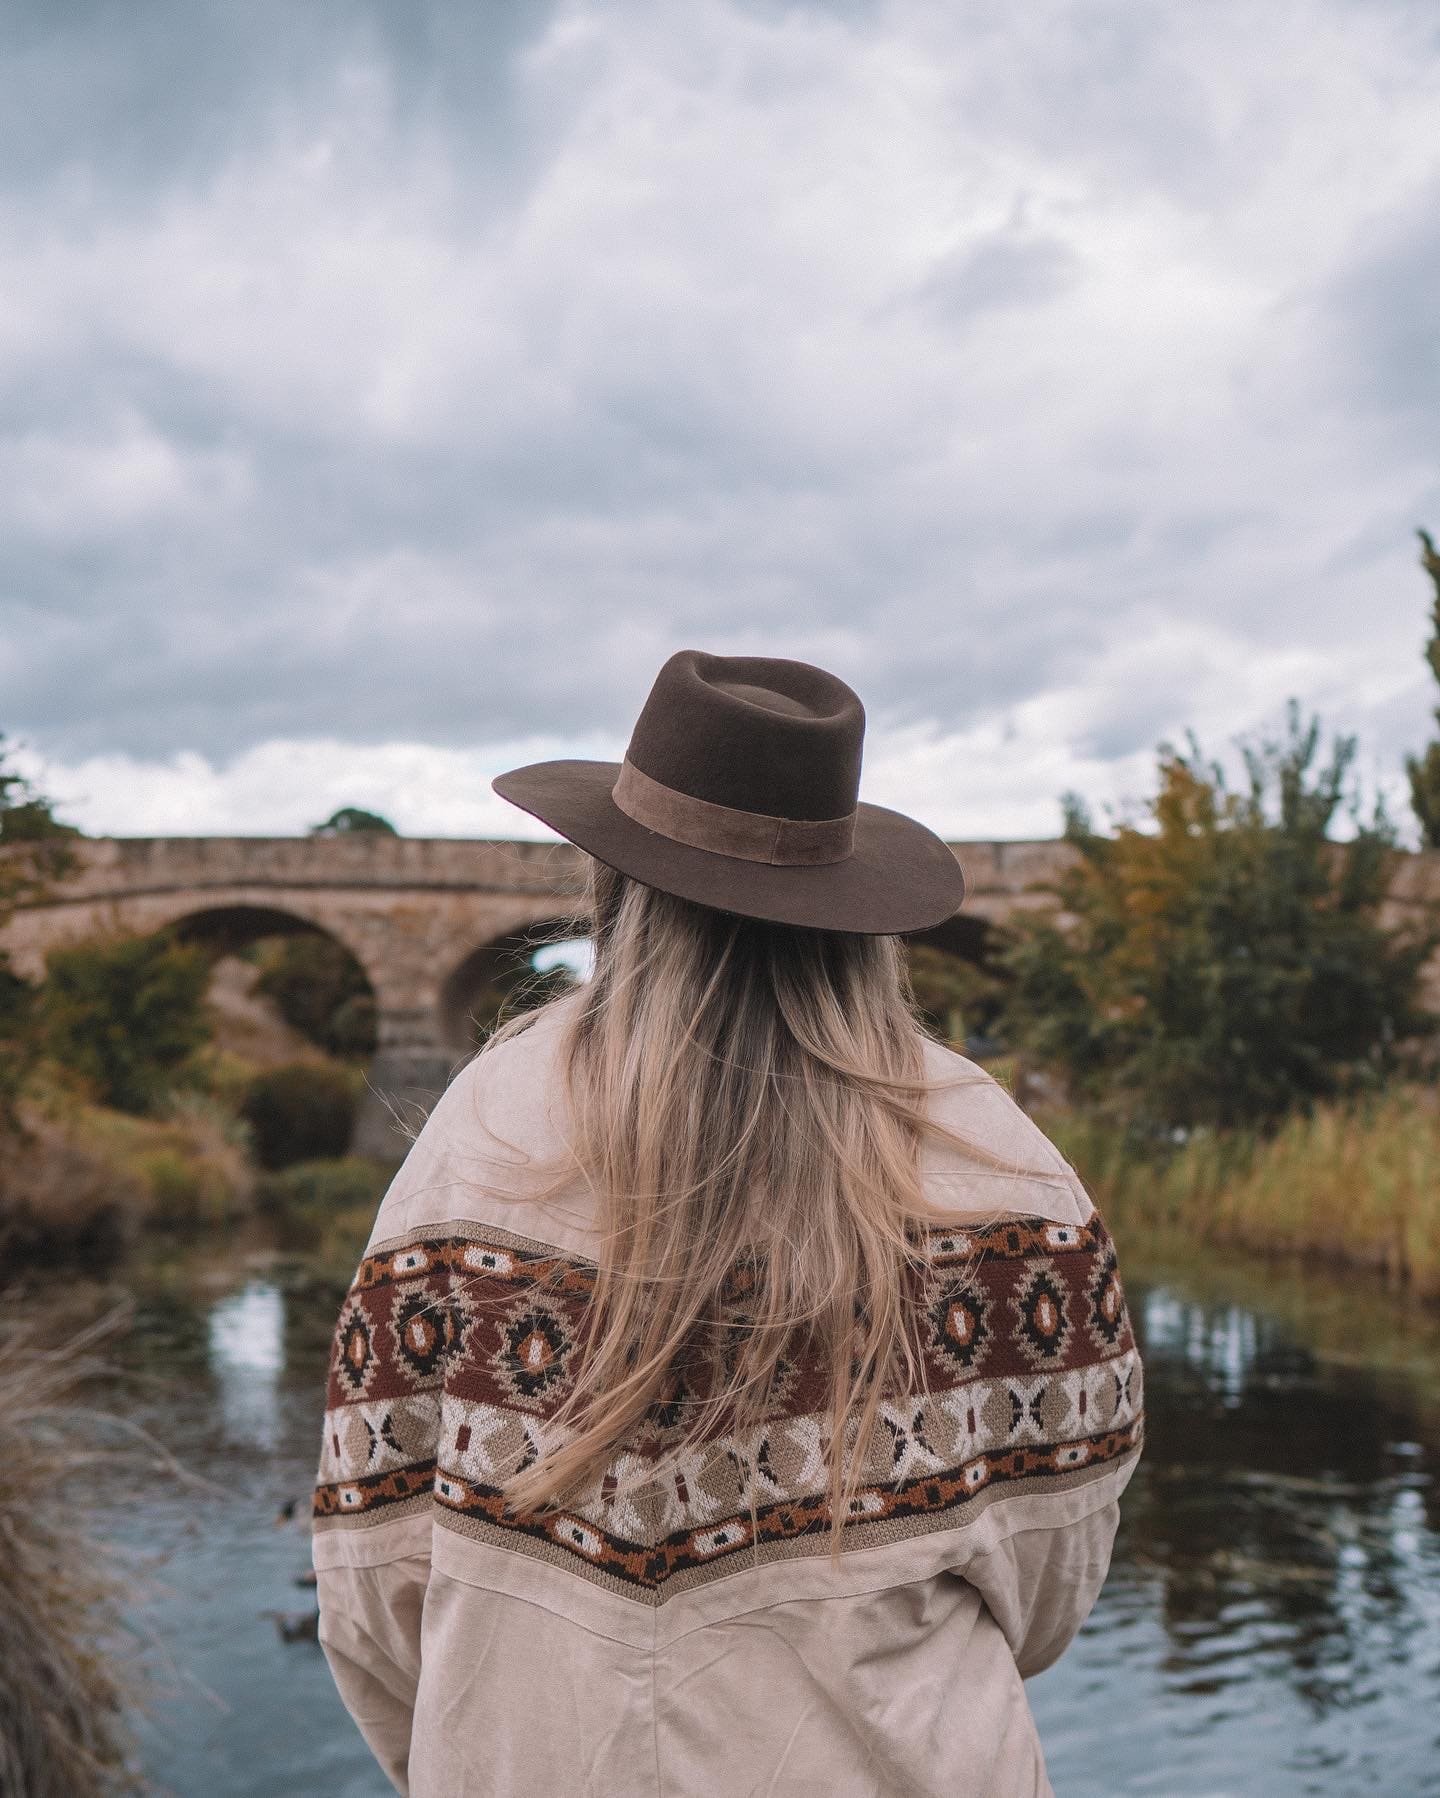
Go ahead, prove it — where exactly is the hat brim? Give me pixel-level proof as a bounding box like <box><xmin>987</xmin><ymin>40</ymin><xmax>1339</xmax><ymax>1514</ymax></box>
<box><xmin>492</xmin><ymin>760</ymin><xmax>965</xmax><ymax>935</ymax></box>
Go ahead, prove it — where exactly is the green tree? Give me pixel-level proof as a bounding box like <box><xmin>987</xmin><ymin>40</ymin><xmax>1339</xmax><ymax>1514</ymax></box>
<box><xmin>1000</xmin><ymin>700</ymin><xmax>1438</xmax><ymax>1134</ymax></box>
<box><xmin>0</xmin><ymin>738</ymin><xmax>79</xmax><ymax>1125</ymax></box>
<box><xmin>41</xmin><ymin>934</ymin><xmax>212</xmax><ymax>1114</ymax></box>
<box><xmin>905</xmin><ymin>944</ymin><xmax>1004</xmax><ymax>1046</ymax></box>
<box><xmin>1406</xmin><ymin>528</ymin><xmax>1440</xmax><ymax>848</ymax></box>
<box><xmin>310</xmin><ymin>806</ymin><xmax>398</xmax><ymax>836</ymax></box>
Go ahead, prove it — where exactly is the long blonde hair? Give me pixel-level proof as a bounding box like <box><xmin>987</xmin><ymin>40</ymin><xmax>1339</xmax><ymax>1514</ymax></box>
<box><xmin>488</xmin><ymin>857</ymin><xmax>1039</xmax><ymax>1554</ymax></box>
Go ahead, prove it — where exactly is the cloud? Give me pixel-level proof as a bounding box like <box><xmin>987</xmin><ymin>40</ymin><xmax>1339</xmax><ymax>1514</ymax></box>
<box><xmin>0</xmin><ymin>0</ymin><xmax>1437</xmax><ymax>839</ymax></box>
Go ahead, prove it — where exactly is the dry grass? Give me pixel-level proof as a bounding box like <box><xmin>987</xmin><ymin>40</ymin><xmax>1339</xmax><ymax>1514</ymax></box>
<box><xmin>0</xmin><ymin>1090</ymin><xmax>256</xmax><ymax>1261</ymax></box>
<box><xmin>1044</xmin><ymin>1084</ymin><xmax>1440</xmax><ymax>1299</ymax></box>
<box><xmin>0</xmin><ymin>1306</ymin><xmax>148</xmax><ymax>1796</ymax></box>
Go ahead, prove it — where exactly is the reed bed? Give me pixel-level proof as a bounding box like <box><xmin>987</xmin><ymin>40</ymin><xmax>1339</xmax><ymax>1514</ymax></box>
<box><xmin>1043</xmin><ymin>1084</ymin><xmax>1440</xmax><ymax>1299</ymax></box>
<box><xmin>0</xmin><ymin>1307</ymin><xmax>146</xmax><ymax>1797</ymax></box>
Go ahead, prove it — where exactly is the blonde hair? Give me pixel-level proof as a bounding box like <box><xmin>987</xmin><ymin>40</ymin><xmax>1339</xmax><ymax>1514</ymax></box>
<box><xmin>486</xmin><ymin>857</ymin><xmax>1044</xmax><ymax>1556</ymax></box>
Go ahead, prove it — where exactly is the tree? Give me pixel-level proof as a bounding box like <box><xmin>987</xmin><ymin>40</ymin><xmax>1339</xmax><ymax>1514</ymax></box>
<box><xmin>310</xmin><ymin>807</ymin><xmax>398</xmax><ymax>836</ymax></box>
<box><xmin>0</xmin><ymin>738</ymin><xmax>78</xmax><ymax>1125</ymax></box>
<box><xmin>1406</xmin><ymin>528</ymin><xmax>1440</xmax><ymax>849</ymax></box>
<box><xmin>1000</xmin><ymin>701</ymin><xmax>1439</xmax><ymax>1134</ymax></box>
<box><xmin>41</xmin><ymin>934</ymin><xmax>212</xmax><ymax>1114</ymax></box>
<box><xmin>905</xmin><ymin>944</ymin><xmax>1005</xmax><ymax>1047</ymax></box>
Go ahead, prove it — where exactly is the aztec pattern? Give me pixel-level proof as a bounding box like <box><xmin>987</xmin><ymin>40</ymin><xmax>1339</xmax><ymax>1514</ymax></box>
<box><xmin>314</xmin><ymin>1212</ymin><xmax>1144</xmax><ymax>1604</ymax></box>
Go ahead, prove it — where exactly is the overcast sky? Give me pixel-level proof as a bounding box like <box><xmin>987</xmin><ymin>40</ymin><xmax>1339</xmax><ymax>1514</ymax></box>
<box><xmin>3</xmin><ymin>0</ymin><xmax>1438</xmax><ymax>842</ymax></box>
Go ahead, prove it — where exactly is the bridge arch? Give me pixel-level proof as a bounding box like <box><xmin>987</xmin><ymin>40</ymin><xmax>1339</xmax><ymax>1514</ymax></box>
<box><xmin>439</xmin><ymin>914</ymin><xmax>592</xmax><ymax>1055</ymax></box>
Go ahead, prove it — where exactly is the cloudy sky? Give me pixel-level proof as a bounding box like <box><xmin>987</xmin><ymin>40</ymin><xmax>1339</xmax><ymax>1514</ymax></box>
<box><xmin>3</xmin><ymin>0</ymin><xmax>1438</xmax><ymax>842</ymax></box>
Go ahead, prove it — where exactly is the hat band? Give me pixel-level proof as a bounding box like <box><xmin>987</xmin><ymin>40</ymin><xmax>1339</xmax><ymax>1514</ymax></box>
<box><xmin>611</xmin><ymin>758</ymin><xmax>856</xmax><ymax>866</ymax></box>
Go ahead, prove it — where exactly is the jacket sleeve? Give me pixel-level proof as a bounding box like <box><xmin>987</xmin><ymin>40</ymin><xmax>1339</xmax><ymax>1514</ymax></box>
<box><xmin>944</xmin><ymin>1183</ymin><xmax>1144</xmax><ymax>1681</ymax></box>
<box><xmin>314</xmin><ymin>1552</ymin><xmax>431</xmax><ymax>1793</ymax></box>
<box><xmin>312</xmin><ymin>1209</ymin><xmax>452</xmax><ymax>1793</ymax></box>
<box><xmin>959</xmin><ymin>1493</ymin><xmax>1125</xmax><ymax>1678</ymax></box>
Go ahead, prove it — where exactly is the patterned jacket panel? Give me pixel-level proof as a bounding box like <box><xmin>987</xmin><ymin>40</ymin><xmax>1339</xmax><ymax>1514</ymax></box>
<box><xmin>314</xmin><ymin>1208</ymin><xmax>1144</xmax><ymax>1609</ymax></box>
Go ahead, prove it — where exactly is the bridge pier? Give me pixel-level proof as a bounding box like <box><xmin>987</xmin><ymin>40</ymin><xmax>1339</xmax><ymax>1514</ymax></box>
<box><xmin>353</xmin><ymin>1045</ymin><xmax>461</xmax><ymax>1161</ymax></box>
<box><xmin>352</xmin><ymin>997</ymin><xmax>462</xmax><ymax>1162</ymax></box>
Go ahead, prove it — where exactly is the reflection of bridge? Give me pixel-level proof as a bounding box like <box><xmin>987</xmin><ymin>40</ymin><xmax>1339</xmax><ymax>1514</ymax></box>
<box><xmin>9</xmin><ymin>834</ymin><xmax>1439</xmax><ymax>1153</ymax></box>
<box><xmin>4</xmin><ymin>834</ymin><xmax>1077</xmax><ymax>1151</ymax></box>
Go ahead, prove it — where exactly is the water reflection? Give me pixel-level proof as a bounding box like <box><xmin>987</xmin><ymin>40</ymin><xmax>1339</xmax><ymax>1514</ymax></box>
<box><xmin>1033</xmin><ymin>1272</ymin><xmax>1440</xmax><ymax>1796</ymax></box>
<box><xmin>207</xmin><ymin>1279</ymin><xmax>286</xmax><ymax>1451</ymax></box>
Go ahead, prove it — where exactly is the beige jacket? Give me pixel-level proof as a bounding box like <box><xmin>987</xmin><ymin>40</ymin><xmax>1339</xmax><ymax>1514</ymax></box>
<box><xmin>312</xmin><ymin>998</ymin><xmax>1144</xmax><ymax>1798</ymax></box>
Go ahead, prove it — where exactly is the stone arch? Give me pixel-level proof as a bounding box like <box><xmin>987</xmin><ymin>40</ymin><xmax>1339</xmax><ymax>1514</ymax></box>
<box><xmin>164</xmin><ymin>900</ymin><xmax>382</xmax><ymax>999</ymax></box>
<box><xmin>438</xmin><ymin>914</ymin><xmax>593</xmax><ymax>1055</ymax></box>
<box><xmin>167</xmin><ymin>902</ymin><xmax>380</xmax><ymax>1062</ymax></box>
<box><xmin>902</xmin><ymin>911</ymin><xmax>1011</xmax><ymax>1054</ymax></box>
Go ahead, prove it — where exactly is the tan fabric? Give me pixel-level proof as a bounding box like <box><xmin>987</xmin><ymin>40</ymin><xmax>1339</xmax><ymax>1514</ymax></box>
<box><xmin>314</xmin><ymin>999</ymin><xmax>1144</xmax><ymax>1797</ymax></box>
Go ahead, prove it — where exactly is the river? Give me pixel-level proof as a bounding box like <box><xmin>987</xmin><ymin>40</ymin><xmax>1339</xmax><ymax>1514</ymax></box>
<box><xmin>22</xmin><ymin>1235</ymin><xmax>1440</xmax><ymax>1797</ymax></box>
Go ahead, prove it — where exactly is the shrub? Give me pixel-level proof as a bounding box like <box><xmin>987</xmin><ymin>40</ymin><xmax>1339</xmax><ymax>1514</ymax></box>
<box><xmin>252</xmin><ymin>934</ymin><xmax>377</xmax><ymax>1058</ymax></box>
<box><xmin>240</xmin><ymin>1062</ymin><xmax>361</xmax><ymax>1170</ymax></box>
<box><xmin>40</xmin><ymin>933</ymin><xmax>212</xmax><ymax>1114</ymax></box>
<box><xmin>1001</xmin><ymin>702</ymin><xmax>1440</xmax><ymax>1133</ymax></box>
<box><xmin>256</xmin><ymin>1156</ymin><xmax>391</xmax><ymax>1254</ymax></box>
<box><xmin>0</xmin><ymin>1116</ymin><xmax>143</xmax><ymax>1263</ymax></box>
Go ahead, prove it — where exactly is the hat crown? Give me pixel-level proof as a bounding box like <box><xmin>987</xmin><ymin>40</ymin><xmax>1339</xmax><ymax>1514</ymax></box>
<box><xmin>625</xmin><ymin>650</ymin><xmax>864</xmax><ymax>823</ymax></box>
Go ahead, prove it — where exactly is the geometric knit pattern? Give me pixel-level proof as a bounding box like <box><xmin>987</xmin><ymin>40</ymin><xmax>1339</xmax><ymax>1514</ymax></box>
<box><xmin>314</xmin><ymin>1211</ymin><xmax>1144</xmax><ymax>1606</ymax></box>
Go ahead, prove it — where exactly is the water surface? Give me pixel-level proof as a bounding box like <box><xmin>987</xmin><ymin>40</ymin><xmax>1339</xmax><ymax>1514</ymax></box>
<box><xmin>21</xmin><ymin>1238</ymin><xmax>1440</xmax><ymax>1796</ymax></box>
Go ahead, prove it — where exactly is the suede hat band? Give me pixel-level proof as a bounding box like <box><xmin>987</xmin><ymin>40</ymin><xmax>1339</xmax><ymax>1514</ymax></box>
<box><xmin>610</xmin><ymin>758</ymin><xmax>856</xmax><ymax>867</ymax></box>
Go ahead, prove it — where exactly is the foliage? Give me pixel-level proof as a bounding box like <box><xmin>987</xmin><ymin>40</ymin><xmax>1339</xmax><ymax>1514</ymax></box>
<box><xmin>905</xmin><ymin>943</ymin><xmax>1005</xmax><ymax>1046</ymax></box>
<box><xmin>256</xmin><ymin>1156</ymin><xmax>391</xmax><ymax>1252</ymax></box>
<box><xmin>0</xmin><ymin>1088</ymin><xmax>254</xmax><ymax>1262</ymax></box>
<box><xmin>463</xmin><ymin>957</ymin><xmax>578</xmax><ymax>1049</ymax></box>
<box><xmin>252</xmin><ymin>933</ymin><xmax>377</xmax><ymax>1058</ymax></box>
<box><xmin>1000</xmin><ymin>701</ymin><xmax>1439</xmax><ymax>1134</ymax></box>
<box><xmin>0</xmin><ymin>1113</ymin><xmax>146</xmax><ymax>1264</ymax></box>
<box><xmin>40</xmin><ymin>933</ymin><xmax>213</xmax><ymax>1115</ymax></box>
<box><xmin>310</xmin><ymin>806</ymin><xmax>398</xmax><ymax>836</ymax></box>
<box><xmin>0</xmin><ymin>731</ymin><xmax>78</xmax><ymax>868</ymax></box>
<box><xmin>1405</xmin><ymin>528</ymin><xmax>1440</xmax><ymax>849</ymax></box>
<box><xmin>239</xmin><ymin>1061</ymin><xmax>363</xmax><ymax>1169</ymax></box>
<box><xmin>0</xmin><ymin>964</ymin><xmax>37</xmax><ymax>1134</ymax></box>
<box><xmin>0</xmin><ymin>738</ymin><xmax>79</xmax><ymax>1128</ymax></box>
<box><xmin>1042</xmin><ymin>1084</ymin><xmax>1440</xmax><ymax>1299</ymax></box>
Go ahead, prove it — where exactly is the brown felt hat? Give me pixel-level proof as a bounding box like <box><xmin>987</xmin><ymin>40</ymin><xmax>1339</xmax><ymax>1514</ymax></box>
<box><xmin>492</xmin><ymin>649</ymin><xmax>966</xmax><ymax>934</ymax></box>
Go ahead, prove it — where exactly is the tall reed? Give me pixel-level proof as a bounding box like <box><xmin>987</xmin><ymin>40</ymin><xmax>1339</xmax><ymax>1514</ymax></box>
<box><xmin>0</xmin><ymin>1307</ymin><xmax>145</xmax><ymax>1796</ymax></box>
<box><xmin>1044</xmin><ymin>1086</ymin><xmax>1440</xmax><ymax>1298</ymax></box>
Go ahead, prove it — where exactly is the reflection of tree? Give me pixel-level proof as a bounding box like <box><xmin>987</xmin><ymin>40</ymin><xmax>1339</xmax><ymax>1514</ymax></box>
<box><xmin>1120</xmin><ymin>1283</ymin><xmax>1440</xmax><ymax>1722</ymax></box>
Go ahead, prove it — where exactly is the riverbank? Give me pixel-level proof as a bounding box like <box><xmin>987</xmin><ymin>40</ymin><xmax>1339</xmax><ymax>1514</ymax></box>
<box><xmin>1043</xmin><ymin>1082</ymin><xmax>1440</xmax><ymax>1301</ymax></box>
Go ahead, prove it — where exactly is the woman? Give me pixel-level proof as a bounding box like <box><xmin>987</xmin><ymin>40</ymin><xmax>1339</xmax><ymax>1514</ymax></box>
<box><xmin>313</xmin><ymin>650</ymin><xmax>1144</xmax><ymax>1797</ymax></box>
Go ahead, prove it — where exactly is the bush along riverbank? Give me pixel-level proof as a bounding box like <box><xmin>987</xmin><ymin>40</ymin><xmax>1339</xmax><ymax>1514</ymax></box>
<box><xmin>1044</xmin><ymin>1083</ymin><xmax>1440</xmax><ymax>1300</ymax></box>
<box><xmin>0</xmin><ymin>1055</ymin><xmax>394</xmax><ymax>1267</ymax></box>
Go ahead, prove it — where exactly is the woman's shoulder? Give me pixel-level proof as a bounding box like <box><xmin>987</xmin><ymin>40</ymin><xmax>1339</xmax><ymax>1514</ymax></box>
<box><xmin>361</xmin><ymin>992</ymin><xmax>599</xmax><ymax>1257</ymax></box>
<box><xmin>915</xmin><ymin>1036</ymin><xmax>1094</xmax><ymax>1227</ymax></box>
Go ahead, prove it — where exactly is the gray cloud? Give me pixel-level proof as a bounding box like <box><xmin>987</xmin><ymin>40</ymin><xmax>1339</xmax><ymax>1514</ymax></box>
<box><xmin>1</xmin><ymin>0</ymin><xmax>1437</xmax><ymax>819</ymax></box>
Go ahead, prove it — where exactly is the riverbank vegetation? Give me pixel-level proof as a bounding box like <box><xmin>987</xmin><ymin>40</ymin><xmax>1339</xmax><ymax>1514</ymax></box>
<box><xmin>1042</xmin><ymin>1085</ymin><xmax>1440</xmax><ymax>1298</ymax></box>
<box><xmin>995</xmin><ymin>689</ymin><xmax>1440</xmax><ymax>1296</ymax></box>
<box><xmin>0</xmin><ymin>1309</ymin><xmax>146</xmax><ymax>1797</ymax></box>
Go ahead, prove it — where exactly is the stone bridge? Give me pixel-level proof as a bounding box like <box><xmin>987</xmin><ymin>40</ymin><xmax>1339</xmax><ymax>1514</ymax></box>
<box><xmin>3</xmin><ymin>834</ymin><xmax>1079</xmax><ymax>1151</ymax></box>
<box><xmin>7</xmin><ymin>833</ymin><xmax>1439</xmax><ymax>1154</ymax></box>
